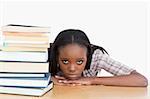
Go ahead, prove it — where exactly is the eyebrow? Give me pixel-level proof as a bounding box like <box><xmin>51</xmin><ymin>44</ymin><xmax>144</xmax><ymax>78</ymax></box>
<box><xmin>59</xmin><ymin>58</ymin><xmax>68</xmax><ymax>60</ymax></box>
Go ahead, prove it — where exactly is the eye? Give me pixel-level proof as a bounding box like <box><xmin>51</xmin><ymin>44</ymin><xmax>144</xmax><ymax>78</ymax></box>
<box><xmin>62</xmin><ymin>60</ymin><xmax>69</xmax><ymax>65</ymax></box>
<box><xmin>76</xmin><ymin>60</ymin><xmax>84</xmax><ymax>65</ymax></box>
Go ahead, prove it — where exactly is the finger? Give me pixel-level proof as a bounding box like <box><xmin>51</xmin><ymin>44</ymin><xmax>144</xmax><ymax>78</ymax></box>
<box><xmin>67</xmin><ymin>83</ymin><xmax>82</xmax><ymax>86</ymax></box>
<box><xmin>55</xmin><ymin>75</ymin><xmax>66</xmax><ymax>80</ymax></box>
<box><xmin>55</xmin><ymin>82</ymin><xmax>67</xmax><ymax>86</ymax></box>
<box><xmin>69</xmin><ymin>83</ymin><xmax>76</xmax><ymax>86</ymax></box>
<box><xmin>74</xmin><ymin>83</ymin><xmax>82</xmax><ymax>86</ymax></box>
<box><xmin>61</xmin><ymin>80</ymin><xmax>79</xmax><ymax>84</ymax></box>
<box><xmin>71</xmin><ymin>83</ymin><xmax>82</xmax><ymax>86</ymax></box>
<box><xmin>54</xmin><ymin>81</ymin><xmax>68</xmax><ymax>86</ymax></box>
<box><xmin>61</xmin><ymin>80</ymin><xmax>90</xmax><ymax>85</ymax></box>
<box><xmin>64</xmin><ymin>83</ymin><xmax>76</xmax><ymax>86</ymax></box>
<box><xmin>55</xmin><ymin>80</ymin><xmax>82</xmax><ymax>86</ymax></box>
<box><xmin>56</xmin><ymin>82</ymin><xmax>77</xmax><ymax>86</ymax></box>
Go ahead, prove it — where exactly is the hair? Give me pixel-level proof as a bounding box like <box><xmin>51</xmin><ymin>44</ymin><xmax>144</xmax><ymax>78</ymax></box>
<box><xmin>48</xmin><ymin>29</ymin><xmax>108</xmax><ymax>76</ymax></box>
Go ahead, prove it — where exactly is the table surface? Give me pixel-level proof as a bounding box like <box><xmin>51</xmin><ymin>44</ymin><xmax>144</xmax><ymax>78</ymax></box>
<box><xmin>0</xmin><ymin>85</ymin><xmax>149</xmax><ymax>99</ymax></box>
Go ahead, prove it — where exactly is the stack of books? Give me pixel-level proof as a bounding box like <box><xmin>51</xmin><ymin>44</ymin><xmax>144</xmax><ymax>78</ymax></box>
<box><xmin>0</xmin><ymin>24</ymin><xmax>53</xmax><ymax>96</ymax></box>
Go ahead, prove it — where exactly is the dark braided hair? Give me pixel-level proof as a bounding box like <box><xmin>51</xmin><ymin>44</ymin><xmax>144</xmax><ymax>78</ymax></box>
<box><xmin>48</xmin><ymin>29</ymin><xmax>108</xmax><ymax>76</ymax></box>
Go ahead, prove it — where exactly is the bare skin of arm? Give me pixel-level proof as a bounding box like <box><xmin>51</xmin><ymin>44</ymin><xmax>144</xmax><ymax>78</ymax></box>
<box><xmin>52</xmin><ymin>71</ymin><xmax>148</xmax><ymax>87</ymax></box>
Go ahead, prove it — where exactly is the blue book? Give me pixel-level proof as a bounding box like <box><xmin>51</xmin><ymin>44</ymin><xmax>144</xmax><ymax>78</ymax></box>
<box><xmin>0</xmin><ymin>73</ymin><xmax>51</xmax><ymax>88</ymax></box>
<box><xmin>0</xmin><ymin>81</ymin><xmax>53</xmax><ymax>96</ymax></box>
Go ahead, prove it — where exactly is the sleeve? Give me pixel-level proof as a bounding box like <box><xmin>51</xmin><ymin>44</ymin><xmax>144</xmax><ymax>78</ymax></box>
<box><xmin>92</xmin><ymin>49</ymin><xmax>135</xmax><ymax>76</ymax></box>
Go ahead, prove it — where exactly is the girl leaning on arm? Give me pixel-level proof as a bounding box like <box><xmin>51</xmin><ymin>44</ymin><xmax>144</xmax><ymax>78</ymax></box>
<box><xmin>48</xmin><ymin>29</ymin><xmax>148</xmax><ymax>87</ymax></box>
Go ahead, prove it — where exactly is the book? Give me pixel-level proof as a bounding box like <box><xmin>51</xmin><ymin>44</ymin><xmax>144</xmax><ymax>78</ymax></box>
<box><xmin>0</xmin><ymin>81</ymin><xmax>53</xmax><ymax>96</ymax></box>
<box><xmin>0</xmin><ymin>51</ymin><xmax>48</xmax><ymax>62</ymax></box>
<box><xmin>3</xmin><ymin>42</ymin><xmax>50</xmax><ymax>48</ymax></box>
<box><xmin>0</xmin><ymin>46</ymin><xmax>48</xmax><ymax>52</ymax></box>
<box><xmin>0</xmin><ymin>73</ymin><xmax>51</xmax><ymax>88</ymax></box>
<box><xmin>0</xmin><ymin>73</ymin><xmax>45</xmax><ymax>77</ymax></box>
<box><xmin>0</xmin><ymin>62</ymin><xmax>49</xmax><ymax>73</ymax></box>
<box><xmin>4</xmin><ymin>40</ymin><xmax>49</xmax><ymax>45</ymax></box>
<box><xmin>4</xmin><ymin>35</ymin><xmax>50</xmax><ymax>42</ymax></box>
<box><xmin>2</xmin><ymin>24</ymin><xmax>51</xmax><ymax>33</ymax></box>
<box><xmin>3</xmin><ymin>32</ymin><xmax>50</xmax><ymax>37</ymax></box>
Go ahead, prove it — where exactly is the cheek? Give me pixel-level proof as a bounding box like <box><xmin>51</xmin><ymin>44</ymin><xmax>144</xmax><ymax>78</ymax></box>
<box><xmin>58</xmin><ymin>62</ymin><xmax>66</xmax><ymax>69</ymax></box>
<box><xmin>77</xmin><ymin>62</ymin><xmax>87</xmax><ymax>72</ymax></box>
<box><xmin>80</xmin><ymin>63</ymin><xmax>86</xmax><ymax>71</ymax></box>
<box><xmin>59</xmin><ymin>63</ymin><xmax>69</xmax><ymax>73</ymax></box>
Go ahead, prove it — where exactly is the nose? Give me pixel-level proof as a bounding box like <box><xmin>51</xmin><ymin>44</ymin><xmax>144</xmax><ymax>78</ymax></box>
<box><xmin>68</xmin><ymin>64</ymin><xmax>76</xmax><ymax>73</ymax></box>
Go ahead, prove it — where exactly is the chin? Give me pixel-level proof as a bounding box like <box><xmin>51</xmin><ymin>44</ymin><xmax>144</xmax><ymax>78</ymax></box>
<box><xmin>65</xmin><ymin>75</ymin><xmax>80</xmax><ymax>80</ymax></box>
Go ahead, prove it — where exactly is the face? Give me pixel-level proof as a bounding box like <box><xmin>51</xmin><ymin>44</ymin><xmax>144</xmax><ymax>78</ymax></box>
<box><xmin>58</xmin><ymin>43</ymin><xmax>87</xmax><ymax>80</ymax></box>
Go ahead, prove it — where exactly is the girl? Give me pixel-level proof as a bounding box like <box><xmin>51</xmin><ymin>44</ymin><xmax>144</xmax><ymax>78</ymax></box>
<box><xmin>49</xmin><ymin>29</ymin><xmax>148</xmax><ymax>87</ymax></box>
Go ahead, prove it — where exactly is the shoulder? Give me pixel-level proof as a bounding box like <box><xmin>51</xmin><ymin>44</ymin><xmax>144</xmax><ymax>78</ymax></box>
<box><xmin>91</xmin><ymin>44</ymin><xmax>109</xmax><ymax>55</ymax></box>
<box><xmin>93</xmin><ymin>49</ymin><xmax>103</xmax><ymax>55</ymax></box>
<box><xmin>92</xmin><ymin>49</ymin><xmax>108</xmax><ymax>59</ymax></box>
<box><xmin>90</xmin><ymin>49</ymin><xmax>110</xmax><ymax>67</ymax></box>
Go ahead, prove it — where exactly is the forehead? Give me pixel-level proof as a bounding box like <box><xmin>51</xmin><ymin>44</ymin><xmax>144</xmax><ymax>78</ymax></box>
<box><xmin>58</xmin><ymin>44</ymin><xmax>87</xmax><ymax>58</ymax></box>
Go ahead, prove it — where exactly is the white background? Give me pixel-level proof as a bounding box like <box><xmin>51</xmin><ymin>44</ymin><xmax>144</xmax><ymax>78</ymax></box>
<box><xmin>0</xmin><ymin>0</ymin><xmax>150</xmax><ymax>81</ymax></box>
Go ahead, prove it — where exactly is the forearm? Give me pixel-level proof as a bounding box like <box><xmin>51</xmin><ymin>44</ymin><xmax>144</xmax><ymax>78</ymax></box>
<box><xmin>92</xmin><ymin>72</ymin><xmax>148</xmax><ymax>87</ymax></box>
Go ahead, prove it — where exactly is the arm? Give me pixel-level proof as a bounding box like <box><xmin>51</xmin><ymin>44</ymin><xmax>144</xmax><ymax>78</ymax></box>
<box><xmin>87</xmin><ymin>49</ymin><xmax>148</xmax><ymax>87</ymax></box>
<box><xmin>91</xmin><ymin>70</ymin><xmax>148</xmax><ymax>87</ymax></box>
<box><xmin>56</xmin><ymin>71</ymin><xmax>148</xmax><ymax>87</ymax></box>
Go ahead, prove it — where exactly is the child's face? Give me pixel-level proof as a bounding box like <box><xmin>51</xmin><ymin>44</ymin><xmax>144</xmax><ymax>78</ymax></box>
<box><xmin>58</xmin><ymin>44</ymin><xmax>87</xmax><ymax>80</ymax></box>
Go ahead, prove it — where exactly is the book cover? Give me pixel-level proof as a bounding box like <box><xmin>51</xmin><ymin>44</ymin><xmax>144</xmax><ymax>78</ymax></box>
<box><xmin>0</xmin><ymin>51</ymin><xmax>48</xmax><ymax>62</ymax></box>
<box><xmin>0</xmin><ymin>62</ymin><xmax>49</xmax><ymax>73</ymax></box>
<box><xmin>0</xmin><ymin>46</ymin><xmax>48</xmax><ymax>52</ymax></box>
<box><xmin>4</xmin><ymin>35</ymin><xmax>50</xmax><ymax>42</ymax></box>
<box><xmin>2</xmin><ymin>24</ymin><xmax>51</xmax><ymax>33</ymax></box>
<box><xmin>0</xmin><ymin>73</ymin><xmax>51</xmax><ymax>88</ymax></box>
<box><xmin>3</xmin><ymin>32</ymin><xmax>50</xmax><ymax>37</ymax></box>
<box><xmin>4</xmin><ymin>35</ymin><xmax>49</xmax><ymax>42</ymax></box>
<box><xmin>3</xmin><ymin>42</ymin><xmax>50</xmax><ymax>48</ymax></box>
<box><xmin>4</xmin><ymin>40</ymin><xmax>49</xmax><ymax>45</ymax></box>
<box><xmin>0</xmin><ymin>81</ymin><xmax>53</xmax><ymax>96</ymax></box>
<box><xmin>0</xmin><ymin>73</ymin><xmax>45</xmax><ymax>78</ymax></box>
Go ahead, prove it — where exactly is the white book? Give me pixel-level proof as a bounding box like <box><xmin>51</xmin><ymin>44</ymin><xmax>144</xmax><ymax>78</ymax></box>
<box><xmin>0</xmin><ymin>73</ymin><xmax>51</xmax><ymax>88</ymax></box>
<box><xmin>0</xmin><ymin>73</ymin><xmax>45</xmax><ymax>77</ymax></box>
<box><xmin>0</xmin><ymin>62</ymin><xmax>49</xmax><ymax>73</ymax></box>
<box><xmin>3</xmin><ymin>42</ymin><xmax>50</xmax><ymax>48</ymax></box>
<box><xmin>0</xmin><ymin>46</ymin><xmax>48</xmax><ymax>52</ymax></box>
<box><xmin>0</xmin><ymin>51</ymin><xmax>48</xmax><ymax>62</ymax></box>
<box><xmin>2</xmin><ymin>24</ymin><xmax>51</xmax><ymax>33</ymax></box>
<box><xmin>4</xmin><ymin>40</ymin><xmax>49</xmax><ymax>44</ymax></box>
<box><xmin>0</xmin><ymin>81</ymin><xmax>53</xmax><ymax>96</ymax></box>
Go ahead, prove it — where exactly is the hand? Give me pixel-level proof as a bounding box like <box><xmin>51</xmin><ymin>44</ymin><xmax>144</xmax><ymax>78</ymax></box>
<box><xmin>52</xmin><ymin>76</ymin><xmax>94</xmax><ymax>86</ymax></box>
<box><xmin>51</xmin><ymin>75</ymin><xmax>68</xmax><ymax>86</ymax></box>
<box><xmin>52</xmin><ymin>75</ymin><xmax>79</xmax><ymax>86</ymax></box>
<box><xmin>57</xmin><ymin>77</ymin><xmax>94</xmax><ymax>86</ymax></box>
